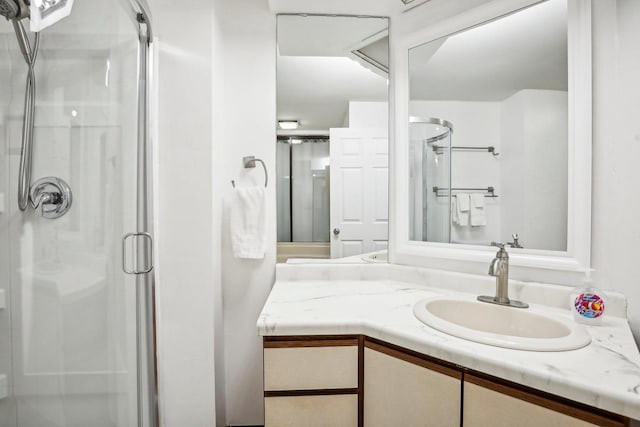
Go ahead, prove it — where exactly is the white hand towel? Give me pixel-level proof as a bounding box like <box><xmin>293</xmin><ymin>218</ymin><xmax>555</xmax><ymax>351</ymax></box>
<box><xmin>457</xmin><ymin>193</ymin><xmax>470</xmax><ymax>211</ymax></box>
<box><xmin>470</xmin><ymin>193</ymin><xmax>486</xmax><ymax>227</ymax></box>
<box><xmin>452</xmin><ymin>196</ymin><xmax>459</xmax><ymax>225</ymax></box>
<box><xmin>456</xmin><ymin>193</ymin><xmax>469</xmax><ymax>226</ymax></box>
<box><xmin>231</xmin><ymin>186</ymin><xmax>267</xmax><ymax>259</ymax></box>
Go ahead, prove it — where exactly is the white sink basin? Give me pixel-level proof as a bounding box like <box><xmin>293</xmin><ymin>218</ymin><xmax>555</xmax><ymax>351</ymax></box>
<box><xmin>413</xmin><ymin>297</ymin><xmax>591</xmax><ymax>351</ymax></box>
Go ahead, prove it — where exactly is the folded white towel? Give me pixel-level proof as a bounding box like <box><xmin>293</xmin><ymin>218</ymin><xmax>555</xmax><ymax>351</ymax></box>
<box><xmin>231</xmin><ymin>186</ymin><xmax>267</xmax><ymax>259</ymax></box>
<box><xmin>470</xmin><ymin>193</ymin><xmax>486</xmax><ymax>227</ymax></box>
<box><xmin>455</xmin><ymin>194</ymin><xmax>469</xmax><ymax>226</ymax></box>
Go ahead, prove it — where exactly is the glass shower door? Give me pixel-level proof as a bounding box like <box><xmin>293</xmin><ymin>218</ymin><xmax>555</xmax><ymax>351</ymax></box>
<box><xmin>409</xmin><ymin>118</ymin><xmax>452</xmax><ymax>243</ymax></box>
<box><xmin>0</xmin><ymin>0</ymin><xmax>153</xmax><ymax>425</ymax></box>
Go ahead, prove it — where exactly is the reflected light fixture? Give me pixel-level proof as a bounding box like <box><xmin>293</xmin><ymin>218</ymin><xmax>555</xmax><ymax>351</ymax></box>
<box><xmin>278</xmin><ymin>120</ymin><xmax>299</xmax><ymax>130</ymax></box>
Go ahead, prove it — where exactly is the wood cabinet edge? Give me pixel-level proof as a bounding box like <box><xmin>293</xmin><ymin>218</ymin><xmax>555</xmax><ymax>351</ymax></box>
<box><xmin>262</xmin><ymin>334</ymin><xmax>631</xmax><ymax>426</ymax></box>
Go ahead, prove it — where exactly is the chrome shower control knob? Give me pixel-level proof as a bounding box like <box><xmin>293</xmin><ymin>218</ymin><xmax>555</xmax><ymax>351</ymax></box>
<box><xmin>29</xmin><ymin>177</ymin><xmax>72</xmax><ymax>219</ymax></box>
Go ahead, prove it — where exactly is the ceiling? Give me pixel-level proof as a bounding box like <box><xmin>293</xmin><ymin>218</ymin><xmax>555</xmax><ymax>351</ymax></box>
<box><xmin>410</xmin><ymin>0</ymin><xmax>568</xmax><ymax>102</ymax></box>
<box><xmin>278</xmin><ymin>55</ymin><xmax>388</xmax><ymax>130</ymax></box>
<box><xmin>277</xmin><ymin>15</ymin><xmax>389</xmax><ymax>131</ymax></box>
<box><xmin>277</xmin><ymin>0</ymin><xmax>569</xmax><ymax>130</ymax></box>
<box><xmin>278</xmin><ymin>15</ymin><xmax>388</xmax><ymax>58</ymax></box>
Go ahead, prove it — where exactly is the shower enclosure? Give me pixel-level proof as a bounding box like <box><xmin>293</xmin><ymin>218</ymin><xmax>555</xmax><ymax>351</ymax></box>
<box><xmin>0</xmin><ymin>0</ymin><xmax>157</xmax><ymax>426</ymax></box>
<box><xmin>277</xmin><ymin>136</ymin><xmax>330</xmax><ymax>243</ymax></box>
<box><xmin>409</xmin><ymin>117</ymin><xmax>452</xmax><ymax>243</ymax></box>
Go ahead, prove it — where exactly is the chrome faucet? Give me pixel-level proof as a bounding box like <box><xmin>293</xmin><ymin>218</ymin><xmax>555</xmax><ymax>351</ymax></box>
<box><xmin>477</xmin><ymin>242</ymin><xmax>529</xmax><ymax>308</ymax></box>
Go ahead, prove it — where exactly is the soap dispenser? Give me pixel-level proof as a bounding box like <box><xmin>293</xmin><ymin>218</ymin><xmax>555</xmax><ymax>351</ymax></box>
<box><xmin>570</xmin><ymin>269</ymin><xmax>605</xmax><ymax>325</ymax></box>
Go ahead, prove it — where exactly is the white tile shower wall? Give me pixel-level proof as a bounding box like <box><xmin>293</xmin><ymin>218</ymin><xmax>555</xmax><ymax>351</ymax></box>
<box><xmin>213</xmin><ymin>0</ymin><xmax>277</xmax><ymax>425</ymax></box>
<box><xmin>150</xmin><ymin>0</ymin><xmax>218</xmax><ymax>426</ymax></box>
<box><xmin>592</xmin><ymin>0</ymin><xmax>640</xmax><ymax>346</ymax></box>
<box><xmin>410</xmin><ymin>100</ymin><xmax>502</xmax><ymax>245</ymax></box>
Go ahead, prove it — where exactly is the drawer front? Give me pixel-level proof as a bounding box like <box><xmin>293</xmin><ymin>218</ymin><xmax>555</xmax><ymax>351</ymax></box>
<box><xmin>265</xmin><ymin>395</ymin><xmax>358</xmax><ymax>427</ymax></box>
<box><xmin>264</xmin><ymin>345</ymin><xmax>358</xmax><ymax>391</ymax></box>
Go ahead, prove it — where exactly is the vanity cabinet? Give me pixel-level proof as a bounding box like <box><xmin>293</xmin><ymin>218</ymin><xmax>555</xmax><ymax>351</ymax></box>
<box><xmin>463</xmin><ymin>374</ymin><xmax>627</xmax><ymax>427</ymax></box>
<box><xmin>263</xmin><ymin>336</ymin><xmax>630</xmax><ymax>427</ymax></box>
<box><xmin>363</xmin><ymin>340</ymin><xmax>461</xmax><ymax>427</ymax></box>
<box><xmin>263</xmin><ymin>336</ymin><xmax>360</xmax><ymax>427</ymax></box>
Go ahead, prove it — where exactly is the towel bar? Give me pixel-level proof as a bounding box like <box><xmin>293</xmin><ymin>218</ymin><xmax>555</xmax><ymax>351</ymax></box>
<box><xmin>431</xmin><ymin>145</ymin><xmax>500</xmax><ymax>156</ymax></box>
<box><xmin>433</xmin><ymin>186</ymin><xmax>498</xmax><ymax>198</ymax></box>
<box><xmin>231</xmin><ymin>156</ymin><xmax>268</xmax><ymax>188</ymax></box>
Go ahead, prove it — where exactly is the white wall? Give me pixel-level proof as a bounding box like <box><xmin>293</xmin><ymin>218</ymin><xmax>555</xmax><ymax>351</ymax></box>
<box><xmin>213</xmin><ymin>0</ymin><xmax>277</xmax><ymax>425</ymax></box>
<box><xmin>150</xmin><ymin>0</ymin><xmax>218</xmax><ymax>426</ymax></box>
<box><xmin>348</xmin><ymin>102</ymin><xmax>389</xmax><ymax>128</ymax></box>
<box><xmin>500</xmin><ymin>90</ymin><xmax>568</xmax><ymax>251</ymax></box>
<box><xmin>211</xmin><ymin>6</ymin><xmax>228</xmax><ymax>425</ymax></box>
<box><xmin>591</xmin><ymin>0</ymin><xmax>640</xmax><ymax>345</ymax></box>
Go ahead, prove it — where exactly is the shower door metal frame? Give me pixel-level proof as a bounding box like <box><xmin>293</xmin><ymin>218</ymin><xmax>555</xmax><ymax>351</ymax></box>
<box><xmin>120</xmin><ymin>0</ymin><xmax>158</xmax><ymax>426</ymax></box>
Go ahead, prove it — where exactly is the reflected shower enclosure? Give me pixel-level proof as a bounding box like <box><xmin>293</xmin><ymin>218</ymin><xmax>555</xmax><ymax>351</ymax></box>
<box><xmin>409</xmin><ymin>117</ymin><xmax>452</xmax><ymax>243</ymax></box>
<box><xmin>277</xmin><ymin>136</ymin><xmax>330</xmax><ymax>244</ymax></box>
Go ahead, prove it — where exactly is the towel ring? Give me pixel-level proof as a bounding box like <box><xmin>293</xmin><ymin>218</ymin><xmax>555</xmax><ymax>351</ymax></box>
<box><xmin>231</xmin><ymin>156</ymin><xmax>268</xmax><ymax>188</ymax></box>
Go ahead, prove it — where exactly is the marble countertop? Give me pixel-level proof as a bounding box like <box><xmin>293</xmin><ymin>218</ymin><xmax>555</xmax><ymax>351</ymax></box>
<box><xmin>257</xmin><ymin>275</ymin><xmax>640</xmax><ymax>420</ymax></box>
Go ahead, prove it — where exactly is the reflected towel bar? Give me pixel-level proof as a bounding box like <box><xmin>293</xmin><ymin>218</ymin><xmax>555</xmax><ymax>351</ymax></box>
<box><xmin>431</xmin><ymin>145</ymin><xmax>499</xmax><ymax>156</ymax></box>
<box><xmin>231</xmin><ymin>156</ymin><xmax>268</xmax><ymax>188</ymax></box>
<box><xmin>433</xmin><ymin>186</ymin><xmax>498</xmax><ymax>198</ymax></box>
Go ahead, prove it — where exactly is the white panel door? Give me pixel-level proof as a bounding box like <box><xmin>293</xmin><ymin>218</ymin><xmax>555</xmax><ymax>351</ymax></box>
<box><xmin>330</xmin><ymin>128</ymin><xmax>388</xmax><ymax>258</ymax></box>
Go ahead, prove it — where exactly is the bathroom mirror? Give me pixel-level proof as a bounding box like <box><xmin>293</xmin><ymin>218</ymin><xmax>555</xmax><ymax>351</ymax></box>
<box><xmin>276</xmin><ymin>14</ymin><xmax>390</xmax><ymax>263</ymax></box>
<box><xmin>409</xmin><ymin>0</ymin><xmax>569</xmax><ymax>251</ymax></box>
<box><xmin>392</xmin><ymin>0</ymin><xmax>592</xmax><ymax>276</ymax></box>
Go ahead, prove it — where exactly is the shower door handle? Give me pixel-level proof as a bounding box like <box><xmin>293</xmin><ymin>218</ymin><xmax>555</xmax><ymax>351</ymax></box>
<box><xmin>122</xmin><ymin>232</ymin><xmax>154</xmax><ymax>275</ymax></box>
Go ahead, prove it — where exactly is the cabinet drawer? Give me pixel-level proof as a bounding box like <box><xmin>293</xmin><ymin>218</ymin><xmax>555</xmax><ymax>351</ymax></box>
<box><xmin>264</xmin><ymin>343</ymin><xmax>358</xmax><ymax>391</ymax></box>
<box><xmin>265</xmin><ymin>394</ymin><xmax>358</xmax><ymax>427</ymax></box>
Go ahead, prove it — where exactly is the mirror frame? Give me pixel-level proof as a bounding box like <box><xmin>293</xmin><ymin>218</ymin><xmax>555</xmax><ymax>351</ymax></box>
<box><xmin>389</xmin><ymin>0</ymin><xmax>592</xmax><ymax>281</ymax></box>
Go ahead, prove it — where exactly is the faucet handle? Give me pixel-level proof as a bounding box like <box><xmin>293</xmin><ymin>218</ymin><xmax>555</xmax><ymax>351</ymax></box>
<box><xmin>510</xmin><ymin>233</ymin><xmax>523</xmax><ymax>249</ymax></box>
<box><xmin>29</xmin><ymin>177</ymin><xmax>72</xmax><ymax>219</ymax></box>
<box><xmin>490</xmin><ymin>242</ymin><xmax>510</xmax><ymax>258</ymax></box>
